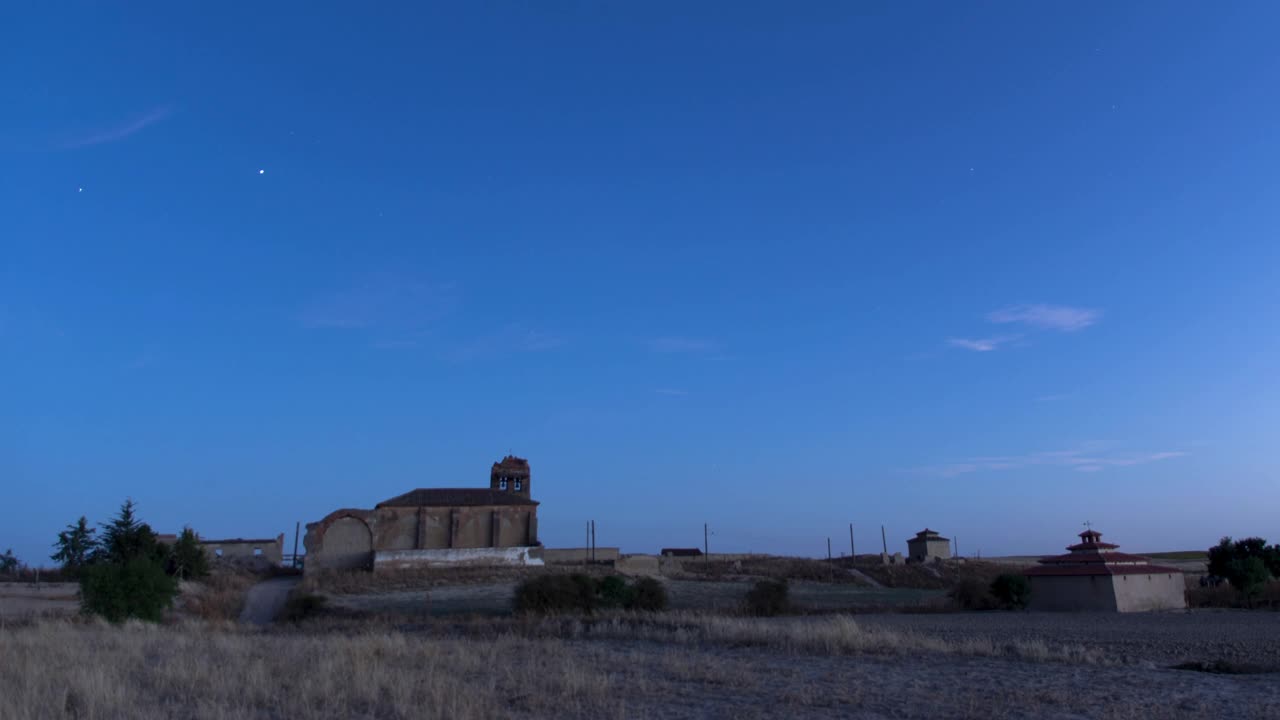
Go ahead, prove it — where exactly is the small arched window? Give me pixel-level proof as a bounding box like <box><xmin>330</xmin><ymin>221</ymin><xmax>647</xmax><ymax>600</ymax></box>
<box><xmin>514</xmin><ymin>479</ymin><xmax>522</xmax><ymax>491</ymax></box>
<box><xmin>499</xmin><ymin>478</ymin><xmax>508</xmax><ymax>490</ymax></box>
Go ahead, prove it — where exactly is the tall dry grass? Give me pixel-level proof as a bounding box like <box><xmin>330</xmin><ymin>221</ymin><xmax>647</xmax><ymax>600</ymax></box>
<box><xmin>177</xmin><ymin>571</ymin><xmax>257</xmax><ymax>621</ymax></box>
<box><xmin>0</xmin><ymin>620</ymin><xmax>623</xmax><ymax>720</ymax></box>
<box><xmin>519</xmin><ymin>612</ymin><xmax>1111</xmax><ymax>665</ymax></box>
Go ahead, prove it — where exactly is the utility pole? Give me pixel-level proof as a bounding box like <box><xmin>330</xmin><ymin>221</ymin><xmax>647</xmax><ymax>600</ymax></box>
<box><xmin>704</xmin><ymin>523</ymin><xmax>709</xmax><ymax>561</ymax></box>
<box><xmin>827</xmin><ymin>537</ymin><xmax>832</xmax><ymax>561</ymax></box>
<box><xmin>881</xmin><ymin>525</ymin><xmax>888</xmax><ymax>554</ymax></box>
<box><xmin>849</xmin><ymin>523</ymin><xmax>855</xmax><ymax>558</ymax></box>
<box><xmin>292</xmin><ymin>521</ymin><xmax>301</xmax><ymax>569</ymax></box>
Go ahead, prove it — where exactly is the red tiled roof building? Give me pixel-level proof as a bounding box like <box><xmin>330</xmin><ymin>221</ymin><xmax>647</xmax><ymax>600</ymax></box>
<box><xmin>1024</xmin><ymin>529</ymin><xmax>1186</xmax><ymax>612</ymax></box>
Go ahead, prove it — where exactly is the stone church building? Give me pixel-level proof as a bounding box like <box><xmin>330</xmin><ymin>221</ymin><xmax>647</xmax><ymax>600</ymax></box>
<box><xmin>303</xmin><ymin>456</ymin><xmax>540</xmax><ymax>573</ymax></box>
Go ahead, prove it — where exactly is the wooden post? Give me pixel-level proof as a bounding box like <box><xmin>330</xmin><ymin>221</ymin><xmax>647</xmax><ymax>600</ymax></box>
<box><xmin>292</xmin><ymin>521</ymin><xmax>301</xmax><ymax>568</ymax></box>
<box><xmin>827</xmin><ymin>537</ymin><xmax>832</xmax><ymax>561</ymax></box>
<box><xmin>704</xmin><ymin>523</ymin><xmax>709</xmax><ymax>561</ymax></box>
<box><xmin>849</xmin><ymin>523</ymin><xmax>855</xmax><ymax>558</ymax></box>
<box><xmin>881</xmin><ymin>525</ymin><xmax>888</xmax><ymax>554</ymax></box>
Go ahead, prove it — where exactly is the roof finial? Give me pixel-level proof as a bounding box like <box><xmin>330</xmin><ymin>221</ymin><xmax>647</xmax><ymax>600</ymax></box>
<box><xmin>1083</xmin><ymin>520</ymin><xmax>1093</xmax><ymax>531</ymax></box>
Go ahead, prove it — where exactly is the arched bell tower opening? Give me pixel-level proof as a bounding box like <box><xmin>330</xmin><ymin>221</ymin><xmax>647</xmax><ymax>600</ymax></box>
<box><xmin>490</xmin><ymin>455</ymin><xmax>531</xmax><ymax>499</ymax></box>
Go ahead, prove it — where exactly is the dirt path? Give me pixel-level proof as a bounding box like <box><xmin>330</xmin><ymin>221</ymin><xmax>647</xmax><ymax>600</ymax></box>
<box><xmin>239</xmin><ymin>577</ymin><xmax>300</xmax><ymax>625</ymax></box>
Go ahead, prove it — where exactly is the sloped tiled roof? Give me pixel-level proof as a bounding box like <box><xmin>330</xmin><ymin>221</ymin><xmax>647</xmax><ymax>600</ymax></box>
<box><xmin>376</xmin><ymin>488</ymin><xmax>538</xmax><ymax>508</ymax></box>
<box><xmin>1025</xmin><ymin>529</ymin><xmax>1181</xmax><ymax>577</ymax></box>
<box><xmin>1025</xmin><ymin>563</ymin><xmax>1182</xmax><ymax>577</ymax></box>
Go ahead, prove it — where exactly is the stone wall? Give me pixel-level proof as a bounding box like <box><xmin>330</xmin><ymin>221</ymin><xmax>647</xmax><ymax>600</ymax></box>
<box><xmin>1112</xmin><ymin>572</ymin><xmax>1186</xmax><ymax>612</ymax></box>
<box><xmin>201</xmin><ymin>536</ymin><xmax>284</xmax><ymax>566</ymax></box>
<box><xmin>373</xmin><ymin>547</ymin><xmax>544</xmax><ymax>571</ymax></box>
<box><xmin>1027</xmin><ymin>575</ymin><xmax>1119</xmax><ymax>612</ymax></box>
<box><xmin>541</xmin><ymin>548</ymin><xmax>621</xmax><ymax>564</ymax></box>
<box><xmin>614</xmin><ymin>555</ymin><xmax>661</xmax><ymax>576</ymax></box>
<box><xmin>906</xmin><ymin>539</ymin><xmax>952</xmax><ymax>562</ymax></box>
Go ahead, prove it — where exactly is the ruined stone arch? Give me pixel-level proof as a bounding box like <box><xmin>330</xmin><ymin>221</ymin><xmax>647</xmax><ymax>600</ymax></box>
<box><xmin>320</xmin><ymin>515</ymin><xmax>374</xmax><ymax>570</ymax></box>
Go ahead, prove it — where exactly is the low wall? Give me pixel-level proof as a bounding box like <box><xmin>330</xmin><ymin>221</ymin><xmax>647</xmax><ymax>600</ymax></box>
<box><xmin>615</xmin><ymin>555</ymin><xmax>661</xmax><ymax>576</ymax></box>
<box><xmin>542</xmin><ymin>548</ymin><xmax>621</xmax><ymax>564</ymax></box>
<box><xmin>373</xmin><ymin>546</ymin><xmax>544</xmax><ymax>572</ymax></box>
<box><xmin>1113</xmin><ymin>572</ymin><xmax>1186</xmax><ymax>612</ymax></box>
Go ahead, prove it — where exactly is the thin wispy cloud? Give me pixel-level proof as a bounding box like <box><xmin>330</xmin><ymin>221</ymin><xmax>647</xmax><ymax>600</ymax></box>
<box><xmin>911</xmin><ymin>447</ymin><xmax>1186</xmax><ymax>478</ymax></box>
<box><xmin>444</xmin><ymin>326</ymin><xmax>563</xmax><ymax>362</ymax></box>
<box><xmin>948</xmin><ymin>336</ymin><xmax>1017</xmax><ymax>352</ymax></box>
<box><xmin>60</xmin><ymin>105</ymin><xmax>174</xmax><ymax>150</ymax></box>
<box><xmin>648</xmin><ymin>336</ymin><xmax>719</xmax><ymax>353</ymax></box>
<box><xmin>987</xmin><ymin>304</ymin><xmax>1100</xmax><ymax>332</ymax></box>
<box><xmin>300</xmin><ymin>277</ymin><xmax>454</xmax><ymax>331</ymax></box>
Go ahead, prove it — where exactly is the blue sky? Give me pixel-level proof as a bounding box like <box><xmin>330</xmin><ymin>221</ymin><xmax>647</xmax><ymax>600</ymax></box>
<box><xmin>3</xmin><ymin>3</ymin><xmax>1278</xmax><ymax>566</ymax></box>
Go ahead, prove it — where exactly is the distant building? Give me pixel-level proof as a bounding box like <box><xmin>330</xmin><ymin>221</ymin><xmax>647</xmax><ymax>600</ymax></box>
<box><xmin>906</xmin><ymin>529</ymin><xmax>952</xmax><ymax>562</ymax></box>
<box><xmin>158</xmin><ymin>533</ymin><xmax>285</xmax><ymax>567</ymax></box>
<box><xmin>303</xmin><ymin>455</ymin><xmax>540</xmax><ymax>573</ymax></box>
<box><xmin>661</xmin><ymin>548</ymin><xmax>703</xmax><ymax>557</ymax></box>
<box><xmin>201</xmin><ymin>536</ymin><xmax>285</xmax><ymax>566</ymax></box>
<box><xmin>1024</xmin><ymin>529</ymin><xmax>1186</xmax><ymax>612</ymax></box>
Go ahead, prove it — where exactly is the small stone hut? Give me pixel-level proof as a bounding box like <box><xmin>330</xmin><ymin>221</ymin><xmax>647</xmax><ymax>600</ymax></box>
<box><xmin>1025</xmin><ymin>529</ymin><xmax>1185</xmax><ymax>612</ymax></box>
<box><xmin>907</xmin><ymin>529</ymin><xmax>952</xmax><ymax>562</ymax></box>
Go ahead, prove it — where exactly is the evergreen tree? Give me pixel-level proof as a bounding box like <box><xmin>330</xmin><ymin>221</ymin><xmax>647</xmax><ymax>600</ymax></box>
<box><xmin>0</xmin><ymin>549</ymin><xmax>18</xmax><ymax>576</ymax></box>
<box><xmin>96</xmin><ymin>499</ymin><xmax>165</xmax><ymax>565</ymax></box>
<box><xmin>79</xmin><ymin>499</ymin><xmax>177</xmax><ymax>623</ymax></box>
<box><xmin>167</xmin><ymin>527</ymin><xmax>209</xmax><ymax>580</ymax></box>
<box><xmin>52</xmin><ymin>516</ymin><xmax>98</xmax><ymax>576</ymax></box>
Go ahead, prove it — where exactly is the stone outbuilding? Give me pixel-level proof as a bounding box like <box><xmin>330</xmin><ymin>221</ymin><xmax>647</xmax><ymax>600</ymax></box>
<box><xmin>201</xmin><ymin>535</ymin><xmax>285</xmax><ymax>566</ymax></box>
<box><xmin>1025</xmin><ymin>529</ymin><xmax>1186</xmax><ymax>612</ymax></box>
<box><xmin>303</xmin><ymin>455</ymin><xmax>541</xmax><ymax>574</ymax></box>
<box><xmin>907</xmin><ymin>529</ymin><xmax>952</xmax><ymax>562</ymax></box>
<box><xmin>158</xmin><ymin>533</ymin><xmax>285</xmax><ymax>568</ymax></box>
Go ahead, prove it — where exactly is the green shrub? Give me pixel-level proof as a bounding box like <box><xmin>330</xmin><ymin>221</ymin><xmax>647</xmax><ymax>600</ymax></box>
<box><xmin>744</xmin><ymin>579</ymin><xmax>790</xmax><ymax>616</ymax></box>
<box><xmin>513</xmin><ymin>574</ymin><xmax>598</xmax><ymax>614</ymax></box>
<box><xmin>597</xmin><ymin>575</ymin><xmax>635</xmax><ymax>608</ymax></box>
<box><xmin>1209</xmin><ymin>537</ymin><xmax>1279</xmax><ymax>592</ymax></box>
<box><xmin>80</xmin><ymin>557</ymin><xmax>178</xmax><ymax>623</ymax></box>
<box><xmin>280</xmin><ymin>592</ymin><xmax>327</xmax><ymax>622</ymax></box>
<box><xmin>949</xmin><ymin>577</ymin><xmax>996</xmax><ymax>610</ymax></box>
<box><xmin>990</xmin><ymin>574</ymin><xmax>1031</xmax><ymax>610</ymax></box>
<box><xmin>1232</xmin><ymin>557</ymin><xmax>1271</xmax><ymax>601</ymax></box>
<box><xmin>514</xmin><ymin>574</ymin><xmax>669</xmax><ymax>614</ymax></box>
<box><xmin>628</xmin><ymin>577</ymin><xmax>668</xmax><ymax>612</ymax></box>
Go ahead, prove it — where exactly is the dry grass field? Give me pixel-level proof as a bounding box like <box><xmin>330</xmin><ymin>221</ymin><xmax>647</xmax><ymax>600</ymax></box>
<box><xmin>4</xmin><ymin>558</ymin><xmax>1276</xmax><ymax>718</ymax></box>
<box><xmin>0</xmin><ymin>583</ymin><xmax>80</xmax><ymax>620</ymax></box>
<box><xmin>2</xmin><ymin>611</ymin><xmax>1278</xmax><ymax>719</ymax></box>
